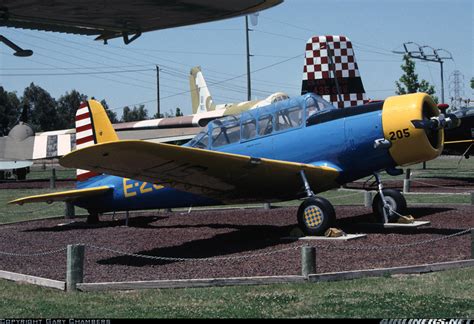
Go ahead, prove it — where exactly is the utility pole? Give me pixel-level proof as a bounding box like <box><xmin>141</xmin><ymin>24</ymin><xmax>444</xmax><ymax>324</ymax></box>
<box><xmin>245</xmin><ymin>16</ymin><xmax>252</xmax><ymax>101</ymax></box>
<box><xmin>156</xmin><ymin>65</ymin><xmax>160</xmax><ymax>118</ymax></box>
<box><xmin>393</xmin><ymin>42</ymin><xmax>454</xmax><ymax>104</ymax></box>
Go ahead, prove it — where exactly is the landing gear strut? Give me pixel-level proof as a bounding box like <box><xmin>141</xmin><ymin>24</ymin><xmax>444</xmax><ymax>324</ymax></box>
<box><xmin>371</xmin><ymin>172</ymin><xmax>407</xmax><ymax>223</ymax></box>
<box><xmin>297</xmin><ymin>170</ymin><xmax>335</xmax><ymax>236</ymax></box>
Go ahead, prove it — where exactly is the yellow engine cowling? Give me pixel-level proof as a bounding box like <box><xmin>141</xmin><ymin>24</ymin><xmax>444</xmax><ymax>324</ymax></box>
<box><xmin>382</xmin><ymin>93</ymin><xmax>443</xmax><ymax>166</ymax></box>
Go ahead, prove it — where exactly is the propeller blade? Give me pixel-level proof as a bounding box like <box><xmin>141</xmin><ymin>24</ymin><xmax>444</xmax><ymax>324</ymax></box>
<box><xmin>412</xmin><ymin>113</ymin><xmax>461</xmax><ymax>130</ymax></box>
<box><xmin>411</xmin><ymin>119</ymin><xmax>436</xmax><ymax>130</ymax></box>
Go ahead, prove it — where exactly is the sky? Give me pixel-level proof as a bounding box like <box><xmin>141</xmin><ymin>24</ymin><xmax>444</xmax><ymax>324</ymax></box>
<box><xmin>0</xmin><ymin>0</ymin><xmax>472</xmax><ymax>119</ymax></box>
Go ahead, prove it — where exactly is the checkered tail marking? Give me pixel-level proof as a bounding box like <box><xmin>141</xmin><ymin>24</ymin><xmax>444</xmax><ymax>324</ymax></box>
<box><xmin>301</xmin><ymin>35</ymin><xmax>368</xmax><ymax>108</ymax></box>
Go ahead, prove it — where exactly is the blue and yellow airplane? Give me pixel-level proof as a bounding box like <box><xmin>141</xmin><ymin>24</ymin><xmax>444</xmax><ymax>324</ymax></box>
<box><xmin>10</xmin><ymin>91</ymin><xmax>459</xmax><ymax>235</ymax></box>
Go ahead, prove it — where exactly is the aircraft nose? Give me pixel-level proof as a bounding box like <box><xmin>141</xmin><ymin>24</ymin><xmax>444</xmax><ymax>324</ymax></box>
<box><xmin>381</xmin><ymin>93</ymin><xmax>443</xmax><ymax>166</ymax></box>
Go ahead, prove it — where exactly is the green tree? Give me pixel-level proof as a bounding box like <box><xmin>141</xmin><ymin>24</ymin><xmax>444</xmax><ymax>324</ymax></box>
<box><xmin>121</xmin><ymin>104</ymin><xmax>149</xmax><ymax>122</ymax></box>
<box><xmin>470</xmin><ymin>77</ymin><xmax>473</xmax><ymax>89</ymax></box>
<box><xmin>0</xmin><ymin>87</ymin><xmax>21</xmax><ymax>136</ymax></box>
<box><xmin>159</xmin><ymin>107</ymin><xmax>185</xmax><ymax>118</ymax></box>
<box><xmin>56</xmin><ymin>90</ymin><xmax>88</xmax><ymax>129</ymax></box>
<box><xmin>395</xmin><ymin>55</ymin><xmax>438</xmax><ymax>103</ymax></box>
<box><xmin>175</xmin><ymin>107</ymin><xmax>184</xmax><ymax>117</ymax></box>
<box><xmin>21</xmin><ymin>83</ymin><xmax>58</xmax><ymax>132</ymax></box>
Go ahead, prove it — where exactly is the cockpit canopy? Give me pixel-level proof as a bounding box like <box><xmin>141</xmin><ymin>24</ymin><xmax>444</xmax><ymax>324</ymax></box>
<box><xmin>187</xmin><ymin>93</ymin><xmax>335</xmax><ymax>149</ymax></box>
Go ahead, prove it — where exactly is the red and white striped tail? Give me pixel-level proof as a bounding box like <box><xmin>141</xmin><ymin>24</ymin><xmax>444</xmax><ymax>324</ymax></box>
<box><xmin>75</xmin><ymin>102</ymin><xmax>99</xmax><ymax>182</ymax></box>
<box><xmin>301</xmin><ymin>35</ymin><xmax>368</xmax><ymax>108</ymax></box>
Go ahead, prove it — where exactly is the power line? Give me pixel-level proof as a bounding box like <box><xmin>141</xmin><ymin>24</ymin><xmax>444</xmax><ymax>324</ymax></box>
<box><xmin>392</xmin><ymin>42</ymin><xmax>454</xmax><ymax>103</ymax></box>
<box><xmin>11</xmin><ymin>30</ymin><xmax>156</xmax><ymax>86</ymax></box>
<box><xmin>0</xmin><ymin>64</ymin><xmax>152</xmax><ymax>71</ymax></box>
<box><xmin>4</xmin><ymin>32</ymin><xmax>157</xmax><ymax>91</ymax></box>
<box><xmin>36</xmin><ymin>30</ymin><xmax>303</xmax><ymax>95</ymax></box>
<box><xmin>253</xmin><ymin>29</ymin><xmax>306</xmax><ymax>41</ymax></box>
<box><xmin>0</xmin><ymin>68</ymin><xmax>153</xmax><ymax>76</ymax></box>
<box><xmin>111</xmin><ymin>53</ymin><xmax>304</xmax><ymax>111</ymax></box>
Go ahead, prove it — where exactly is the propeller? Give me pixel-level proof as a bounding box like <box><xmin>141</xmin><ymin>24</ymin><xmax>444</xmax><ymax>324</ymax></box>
<box><xmin>411</xmin><ymin>113</ymin><xmax>460</xmax><ymax>130</ymax></box>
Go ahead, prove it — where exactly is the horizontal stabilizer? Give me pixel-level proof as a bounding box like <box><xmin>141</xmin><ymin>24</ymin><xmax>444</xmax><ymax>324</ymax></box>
<box><xmin>60</xmin><ymin>140</ymin><xmax>340</xmax><ymax>203</ymax></box>
<box><xmin>9</xmin><ymin>186</ymin><xmax>112</xmax><ymax>205</ymax></box>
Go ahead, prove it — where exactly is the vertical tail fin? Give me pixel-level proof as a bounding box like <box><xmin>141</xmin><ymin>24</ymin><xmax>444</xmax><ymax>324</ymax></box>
<box><xmin>189</xmin><ymin>66</ymin><xmax>216</xmax><ymax>114</ymax></box>
<box><xmin>301</xmin><ymin>35</ymin><xmax>368</xmax><ymax>108</ymax></box>
<box><xmin>75</xmin><ymin>99</ymin><xmax>118</xmax><ymax>182</ymax></box>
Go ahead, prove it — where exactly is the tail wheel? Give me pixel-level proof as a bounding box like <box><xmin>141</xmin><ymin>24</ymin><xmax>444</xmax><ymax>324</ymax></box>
<box><xmin>372</xmin><ymin>189</ymin><xmax>407</xmax><ymax>223</ymax></box>
<box><xmin>297</xmin><ymin>197</ymin><xmax>335</xmax><ymax>236</ymax></box>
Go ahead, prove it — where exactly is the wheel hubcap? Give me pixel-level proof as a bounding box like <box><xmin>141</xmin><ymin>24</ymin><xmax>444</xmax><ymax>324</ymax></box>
<box><xmin>385</xmin><ymin>197</ymin><xmax>397</xmax><ymax>216</ymax></box>
<box><xmin>303</xmin><ymin>205</ymin><xmax>323</xmax><ymax>228</ymax></box>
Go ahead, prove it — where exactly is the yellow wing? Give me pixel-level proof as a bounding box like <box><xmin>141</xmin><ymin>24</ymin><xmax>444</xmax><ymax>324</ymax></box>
<box><xmin>60</xmin><ymin>140</ymin><xmax>340</xmax><ymax>203</ymax></box>
<box><xmin>9</xmin><ymin>186</ymin><xmax>112</xmax><ymax>205</ymax></box>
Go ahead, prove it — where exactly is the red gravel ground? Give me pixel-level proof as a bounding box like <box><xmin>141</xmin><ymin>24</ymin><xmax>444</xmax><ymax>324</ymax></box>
<box><xmin>0</xmin><ymin>204</ymin><xmax>472</xmax><ymax>283</ymax></box>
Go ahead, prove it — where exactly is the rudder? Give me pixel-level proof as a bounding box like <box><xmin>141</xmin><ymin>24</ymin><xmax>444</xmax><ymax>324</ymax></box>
<box><xmin>301</xmin><ymin>35</ymin><xmax>368</xmax><ymax>108</ymax></box>
<box><xmin>189</xmin><ymin>66</ymin><xmax>216</xmax><ymax>114</ymax></box>
<box><xmin>75</xmin><ymin>99</ymin><xmax>118</xmax><ymax>181</ymax></box>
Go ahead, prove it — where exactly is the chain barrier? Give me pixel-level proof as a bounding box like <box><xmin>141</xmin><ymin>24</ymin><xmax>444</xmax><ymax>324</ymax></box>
<box><xmin>328</xmin><ymin>191</ymin><xmax>362</xmax><ymax>200</ymax></box>
<box><xmin>0</xmin><ymin>246</ymin><xmax>67</xmax><ymax>257</ymax></box>
<box><xmin>81</xmin><ymin>227</ymin><xmax>474</xmax><ymax>258</ymax></box>
<box><xmin>310</xmin><ymin>228</ymin><xmax>472</xmax><ymax>251</ymax></box>
<box><xmin>410</xmin><ymin>179</ymin><xmax>473</xmax><ymax>192</ymax></box>
<box><xmin>352</xmin><ymin>170</ymin><xmax>474</xmax><ymax>193</ymax></box>
<box><xmin>0</xmin><ymin>224</ymin><xmax>473</xmax><ymax>261</ymax></box>
<box><xmin>2</xmin><ymin>228</ymin><xmax>469</xmax><ymax>261</ymax></box>
<box><xmin>83</xmin><ymin>243</ymin><xmax>302</xmax><ymax>262</ymax></box>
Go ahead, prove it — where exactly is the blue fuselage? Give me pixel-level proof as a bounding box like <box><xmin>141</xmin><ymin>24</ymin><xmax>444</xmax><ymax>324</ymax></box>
<box><xmin>75</xmin><ymin>94</ymin><xmax>395</xmax><ymax>213</ymax></box>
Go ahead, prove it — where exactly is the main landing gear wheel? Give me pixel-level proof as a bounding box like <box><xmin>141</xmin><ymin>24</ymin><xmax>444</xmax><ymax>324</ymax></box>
<box><xmin>297</xmin><ymin>197</ymin><xmax>335</xmax><ymax>236</ymax></box>
<box><xmin>372</xmin><ymin>189</ymin><xmax>407</xmax><ymax>223</ymax></box>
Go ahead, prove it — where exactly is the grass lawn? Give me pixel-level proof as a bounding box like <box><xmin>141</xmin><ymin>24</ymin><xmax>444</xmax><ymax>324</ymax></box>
<box><xmin>0</xmin><ymin>156</ymin><xmax>472</xmax><ymax>318</ymax></box>
<box><xmin>355</xmin><ymin>155</ymin><xmax>474</xmax><ymax>182</ymax></box>
<box><xmin>1</xmin><ymin>160</ymin><xmax>472</xmax><ymax>225</ymax></box>
<box><xmin>0</xmin><ymin>267</ymin><xmax>472</xmax><ymax>318</ymax></box>
<box><xmin>26</xmin><ymin>166</ymin><xmax>76</xmax><ymax>181</ymax></box>
<box><xmin>0</xmin><ymin>189</ymin><xmax>87</xmax><ymax>224</ymax></box>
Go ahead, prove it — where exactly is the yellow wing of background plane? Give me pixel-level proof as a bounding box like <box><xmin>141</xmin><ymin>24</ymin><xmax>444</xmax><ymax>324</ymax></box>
<box><xmin>60</xmin><ymin>141</ymin><xmax>340</xmax><ymax>203</ymax></box>
<box><xmin>444</xmin><ymin>139</ymin><xmax>474</xmax><ymax>144</ymax></box>
<box><xmin>9</xmin><ymin>186</ymin><xmax>112</xmax><ymax>205</ymax></box>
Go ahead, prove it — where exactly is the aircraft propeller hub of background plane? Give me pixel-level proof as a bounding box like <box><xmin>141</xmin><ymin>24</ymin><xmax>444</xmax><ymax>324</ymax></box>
<box><xmin>8</xmin><ymin>34</ymin><xmax>461</xmax><ymax>236</ymax></box>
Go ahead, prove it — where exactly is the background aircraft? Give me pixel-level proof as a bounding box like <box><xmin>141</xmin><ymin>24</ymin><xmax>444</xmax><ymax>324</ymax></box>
<box><xmin>190</xmin><ymin>66</ymin><xmax>289</xmax><ymax>114</ymax></box>
<box><xmin>0</xmin><ymin>0</ymin><xmax>282</xmax><ymax>54</ymax></box>
<box><xmin>440</xmin><ymin>106</ymin><xmax>474</xmax><ymax>158</ymax></box>
<box><xmin>0</xmin><ymin>64</ymin><xmax>287</xmax><ymax>170</ymax></box>
<box><xmin>11</xmin><ymin>88</ymin><xmax>459</xmax><ymax>235</ymax></box>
